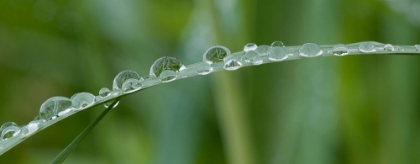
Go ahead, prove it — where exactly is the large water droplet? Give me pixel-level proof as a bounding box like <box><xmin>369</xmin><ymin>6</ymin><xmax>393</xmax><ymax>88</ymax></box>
<box><xmin>414</xmin><ymin>44</ymin><xmax>420</xmax><ymax>51</ymax></box>
<box><xmin>203</xmin><ymin>46</ymin><xmax>231</xmax><ymax>64</ymax></box>
<box><xmin>256</xmin><ymin>45</ymin><xmax>270</xmax><ymax>56</ymax></box>
<box><xmin>223</xmin><ymin>56</ymin><xmax>242</xmax><ymax>71</ymax></box>
<box><xmin>244</xmin><ymin>43</ymin><xmax>257</xmax><ymax>52</ymax></box>
<box><xmin>71</xmin><ymin>92</ymin><xmax>95</xmax><ymax>110</ymax></box>
<box><xmin>299</xmin><ymin>43</ymin><xmax>323</xmax><ymax>57</ymax></box>
<box><xmin>271</xmin><ymin>41</ymin><xmax>285</xmax><ymax>47</ymax></box>
<box><xmin>196</xmin><ymin>62</ymin><xmax>213</xmax><ymax>75</ymax></box>
<box><xmin>150</xmin><ymin>56</ymin><xmax>185</xmax><ymax>79</ymax></box>
<box><xmin>332</xmin><ymin>44</ymin><xmax>349</xmax><ymax>56</ymax></box>
<box><xmin>122</xmin><ymin>79</ymin><xmax>142</xmax><ymax>92</ymax></box>
<box><xmin>242</xmin><ymin>51</ymin><xmax>258</xmax><ymax>63</ymax></box>
<box><xmin>0</xmin><ymin>122</ymin><xmax>20</xmax><ymax>141</ymax></box>
<box><xmin>384</xmin><ymin>44</ymin><xmax>394</xmax><ymax>51</ymax></box>
<box><xmin>359</xmin><ymin>42</ymin><xmax>376</xmax><ymax>52</ymax></box>
<box><xmin>113</xmin><ymin>70</ymin><xmax>142</xmax><ymax>90</ymax></box>
<box><xmin>268</xmin><ymin>46</ymin><xmax>288</xmax><ymax>61</ymax></box>
<box><xmin>39</xmin><ymin>96</ymin><xmax>72</xmax><ymax>120</ymax></box>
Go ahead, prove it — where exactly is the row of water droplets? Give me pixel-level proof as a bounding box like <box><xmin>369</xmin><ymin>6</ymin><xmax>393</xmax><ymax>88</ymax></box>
<box><xmin>1</xmin><ymin>41</ymin><xmax>420</xmax><ymax>154</ymax></box>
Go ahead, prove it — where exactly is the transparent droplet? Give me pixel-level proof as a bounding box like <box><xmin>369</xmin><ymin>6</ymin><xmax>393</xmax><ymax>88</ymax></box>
<box><xmin>384</xmin><ymin>44</ymin><xmax>394</xmax><ymax>51</ymax></box>
<box><xmin>1</xmin><ymin>122</ymin><xmax>20</xmax><ymax>141</ymax></box>
<box><xmin>244</xmin><ymin>43</ymin><xmax>258</xmax><ymax>52</ymax></box>
<box><xmin>332</xmin><ymin>44</ymin><xmax>349</xmax><ymax>56</ymax></box>
<box><xmin>113</xmin><ymin>70</ymin><xmax>142</xmax><ymax>90</ymax></box>
<box><xmin>99</xmin><ymin>87</ymin><xmax>111</xmax><ymax>98</ymax></box>
<box><xmin>104</xmin><ymin>100</ymin><xmax>120</xmax><ymax>109</ymax></box>
<box><xmin>299</xmin><ymin>43</ymin><xmax>323</xmax><ymax>57</ymax></box>
<box><xmin>268</xmin><ymin>46</ymin><xmax>288</xmax><ymax>61</ymax></box>
<box><xmin>414</xmin><ymin>44</ymin><xmax>420</xmax><ymax>51</ymax></box>
<box><xmin>159</xmin><ymin>70</ymin><xmax>177</xmax><ymax>82</ymax></box>
<box><xmin>359</xmin><ymin>42</ymin><xmax>376</xmax><ymax>52</ymax></box>
<box><xmin>256</xmin><ymin>45</ymin><xmax>270</xmax><ymax>56</ymax></box>
<box><xmin>270</xmin><ymin>41</ymin><xmax>285</xmax><ymax>47</ymax></box>
<box><xmin>223</xmin><ymin>55</ymin><xmax>242</xmax><ymax>71</ymax></box>
<box><xmin>242</xmin><ymin>51</ymin><xmax>258</xmax><ymax>63</ymax></box>
<box><xmin>150</xmin><ymin>56</ymin><xmax>185</xmax><ymax>78</ymax></box>
<box><xmin>196</xmin><ymin>62</ymin><xmax>213</xmax><ymax>75</ymax></box>
<box><xmin>71</xmin><ymin>92</ymin><xmax>95</xmax><ymax>110</ymax></box>
<box><xmin>122</xmin><ymin>78</ymin><xmax>142</xmax><ymax>92</ymax></box>
<box><xmin>252</xmin><ymin>56</ymin><xmax>264</xmax><ymax>65</ymax></box>
<box><xmin>39</xmin><ymin>96</ymin><xmax>72</xmax><ymax>120</ymax></box>
<box><xmin>20</xmin><ymin>121</ymin><xmax>41</xmax><ymax>136</ymax></box>
<box><xmin>203</xmin><ymin>46</ymin><xmax>231</xmax><ymax>64</ymax></box>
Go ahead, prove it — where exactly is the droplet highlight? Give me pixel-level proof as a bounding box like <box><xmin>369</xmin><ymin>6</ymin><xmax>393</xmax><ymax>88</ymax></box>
<box><xmin>299</xmin><ymin>43</ymin><xmax>323</xmax><ymax>57</ymax></box>
<box><xmin>203</xmin><ymin>46</ymin><xmax>231</xmax><ymax>64</ymax></box>
<box><xmin>71</xmin><ymin>92</ymin><xmax>95</xmax><ymax>110</ymax></box>
<box><xmin>270</xmin><ymin>41</ymin><xmax>285</xmax><ymax>47</ymax></box>
<box><xmin>104</xmin><ymin>100</ymin><xmax>120</xmax><ymax>109</ymax></box>
<box><xmin>359</xmin><ymin>42</ymin><xmax>376</xmax><ymax>52</ymax></box>
<box><xmin>196</xmin><ymin>62</ymin><xmax>213</xmax><ymax>75</ymax></box>
<box><xmin>332</xmin><ymin>44</ymin><xmax>349</xmax><ymax>56</ymax></box>
<box><xmin>39</xmin><ymin>96</ymin><xmax>72</xmax><ymax>120</ymax></box>
<box><xmin>113</xmin><ymin>70</ymin><xmax>142</xmax><ymax>90</ymax></box>
<box><xmin>384</xmin><ymin>44</ymin><xmax>394</xmax><ymax>51</ymax></box>
<box><xmin>244</xmin><ymin>43</ymin><xmax>257</xmax><ymax>52</ymax></box>
<box><xmin>122</xmin><ymin>79</ymin><xmax>142</xmax><ymax>92</ymax></box>
<box><xmin>159</xmin><ymin>70</ymin><xmax>177</xmax><ymax>82</ymax></box>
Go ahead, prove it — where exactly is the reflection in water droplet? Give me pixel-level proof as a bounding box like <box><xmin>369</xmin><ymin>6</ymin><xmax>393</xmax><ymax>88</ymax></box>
<box><xmin>244</xmin><ymin>43</ymin><xmax>257</xmax><ymax>52</ymax></box>
<box><xmin>39</xmin><ymin>97</ymin><xmax>72</xmax><ymax>120</ymax></box>
<box><xmin>150</xmin><ymin>56</ymin><xmax>185</xmax><ymax>78</ymax></box>
<box><xmin>223</xmin><ymin>55</ymin><xmax>242</xmax><ymax>71</ymax></box>
<box><xmin>384</xmin><ymin>44</ymin><xmax>394</xmax><ymax>51</ymax></box>
<box><xmin>268</xmin><ymin>46</ymin><xmax>288</xmax><ymax>61</ymax></box>
<box><xmin>242</xmin><ymin>51</ymin><xmax>258</xmax><ymax>63</ymax></box>
<box><xmin>159</xmin><ymin>70</ymin><xmax>177</xmax><ymax>82</ymax></box>
<box><xmin>99</xmin><ymin>88</ymin><xmax>111</xmax><ymax>98</ymax></box>
<box><xmin>271</xmin><ymin>41</ymin><xmax>285</xmax><ymax>47</ymax></box>
<box><xmin>332</xmin><ymin>44</ymin><xmax>349</xmax><ymax>56</ymax></box>
<box><xmin>299</xmin><ymin>43</ymin><xmax>323</xmax><ymax>57</ymax></box>
<box><xmin>203</xmin><ymin>46</ymin><xmax>231</xmax><ymax>64</ymax></box>
<box><xmin>359</xmin><ymin>42</ymin><xmax>376</xmax><ymax>52</ymax></box>
<box><xmin>113</xmin><ymin>70</ymin><xmax>142</xmax><ymax>90</ymax></box>
<box><xmin>415</xmin><ymin>44</ymin><xmax>420</xmax><ymax>51</ymax></box>
<box><xmin>122</xmin><ymin>79</ymin><xmax>142</xmax><ymax>92</ymax></box>
<box><xmin>0</xmin><ymin>122</ymin><xmax>20</xmax><ymax>141</ymax></box>
<box><xmin>71</xmin><ymin>92</ymin><xmax>95</xmax><ymax>110</ymax></box>
<box><xmin>197</xmin><ymin>62</ymin><xmax>213</xmax><ymax>75</ymax></box>
<box><xmin>256</xmin><ymin>45</ymin><xmax>270</xmax><ymax>56</ymax></box>
<box><xmin>252</xmin><ymin>56</ymin><xmax>264</xmax><ymax>65</ymax></box>
<box><xmin>104</xmin><ymin>100</ymin><xmax>120</xmax><ymax>109</ymax></box>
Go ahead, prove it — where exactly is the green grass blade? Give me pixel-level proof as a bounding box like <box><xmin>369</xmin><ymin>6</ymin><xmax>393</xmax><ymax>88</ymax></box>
<box><xmin>50</xmin><ymin>99</ymin><xmax>121</xmax><ymax>164</ymax></box>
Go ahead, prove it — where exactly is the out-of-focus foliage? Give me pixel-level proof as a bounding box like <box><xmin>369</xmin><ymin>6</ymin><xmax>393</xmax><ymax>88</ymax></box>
<box><xmin>0</xmin><ymin>0</ymin><xmax>419</xmax><ymax>163</ymax></box>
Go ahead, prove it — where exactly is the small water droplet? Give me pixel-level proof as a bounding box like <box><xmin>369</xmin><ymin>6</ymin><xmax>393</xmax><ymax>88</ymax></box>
<box><xmin>332</xmin><ymin>44</ymin><xmax>349</xmax><ymax>56</ymax></box>
<box><xmin>0</xmin><ymin>122</ymin><xmax>20</xmax><ymax>141</ymax></box>
<box><xmin>21</xmin><ymin>121</ymin><xmax>41</xmax><ymax>136</ymax></box>
<box><xmin>39</xmin><ymin>97</ymin><xmax>72</xmax><ymax>120</ymax></box>
<box><xmin>203</xmin><ymin>46</ymin><xmax>231</xmax><ymax>64</ymax></box>
<box><xmin>256</xmin><ymin>45</ymin><xmax>270</xmax><ymax>56</ymax></box>
<box><xmin>384</xmin><ymin>44</ymin><xmax>394</xmax><ymax>51</ymax></box>
<box><xmin>104</xmin><ymin>100</ymin><xmax>120</xmax><ymax>109</ymax></box>
<box><xmin>242</xmin><ymin>51</ymin><xmax>258</xmax><ymax>63</ymax></box>
<box><xmin>271</xmin><ymin>41</ymin><xmax>285</xmax><ymax>47</ymax></box>
<box><xmin>71</xmin><ymin>92</ymin><xmax>95</xmax><ymax>110</ymax></box>
<box><xmin>244</xmin><ymin>43</ymin><xmax>257</xmax><ymax>52</ymax></box>
<box><xmin>122</xmin><ymin>79</ymin><xmax>142</xmax><ymax>92</ymax></box>
<box><xmin>252</xmin><ymin>56</ymin><xmax>264</xmax><ymax>65</ymax></box>
<box><xmin>299</xmin><ymin>43</ymin><xmax>323</xmax><ymax>57</ymax></box>
<box><xmin>268</xmin><ymin>46</ymin><xmax>288</xmax><ymax>61</ymax></box>
<box><xmin>415</xmin><ymin>44</ymin><xmax>420</xmax><ymax>51</ymax></box>
<box><xmin>223</xmin><ymin>56</ymin><xmax>242</xmax><ymax>71</ymax></box>
<box><xmin>99</xmin><ymin>88</ymin><xmax>111</xmax><ymax>98</ymax></box>
<box><xmin>113</xmin><ymin>70</ymin><xmax>143</xmax><ymax>90</ymax></box>
<box><xmin>150</xmin><ymin>56</ymin><xmax>185</xmax><ymax>78</ymax></box>
<box><xmin>359</xmin><ymin>42</ymin><xmax>376</xmax><ymax>52</ymax></box>
<box><xmin>196</xmin><ymin>62</ymin><xmax>213</xmax><ymax>75</ymax></box>
<box><xmin>159</xmin><ymin>70</ymin><xmax>177</xmax><ymax>82</ymax></box>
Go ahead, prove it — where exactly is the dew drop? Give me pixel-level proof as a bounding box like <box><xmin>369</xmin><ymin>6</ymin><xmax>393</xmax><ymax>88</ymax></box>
<box><xmin>122</xmin><ymin>79</ymin><xmax>142</xmax><ymax>92</ymax></box>
<box><xmin>384</xmin><ymin>44</ymin><xmax>395</xmax><ymax>51</ymax></box>
<box><xmin>268</xmin><ymin>46</ymin><xmax>288</xmax><ymax>61</ymax></box>
<box><xmin>0</xmin><ymin>122</ymin><xmax>20</xmax><ymax>141</ymax></box>
<box><xmin>196</xmin><ymin>62</ymin><xmax>213</xmax><ymax>75</ymax></box>
<box><xmin>203</xmin><ymin>46</ymin><xmax>231</xmax><ymax>64</ymax></box>
<box><xmin>270</xmin><ymin>41</ymin><xmax>285</xmax><ymax>47</ymax></box>
<box><xmin>223</xmin><ymin>56</ymin><xmax>242</xmax><ymax>71</ymax></box>
<box><xmin>20</xmin><ymin>121</ymin><xmax>41</xmax><ymax>136</ymax></box>
<box><xmin>332</xmin><ymin>44</ymin><xmax>349</xmax><ymax>56</ymax></box>
<box><xmin>99</xmin><ymin>87</ymin><xmax>111</xmax><ymax>98</ymax></box>
<box><xmin>242</xmin><ymin>51</ymin><xmax>258</xmax><ymax>63</ymax></box>
<box><xmin>256</xmin><ymin>45</ymin><xmax>270</xmax><ymax>56</ymax></box>
<box><xmin>359</xmin><ymin>42</ymin><xmax>376</xmax><ymax>52</ymax></box>
<box><xmin>150</xmin><ymin>56</ymin><xmax>185</xmax><ymax>78</ymax></box>
<box><xmin>39</xmin><ymin>96</ymin><xmax>72</xmax><ymax>120</ymax></box>
<box><xmin>104</xmin><ymin>100</ymin><xmax>120</xmax><ymax>109</ymax></box>
<box><xmin>252</xmin><ymin>56</ymin><xmax>264</xmax><ymax>65</ymax></box>
<box><xmin>299</xmin><ymin>43</ymin><xmax>323</xmax><ymax>57</ymax></box>
<box><xmin>415</xmin><ymin>44</ymin><xmax>420</xmax><ymax>51</ymax></box>
<box><xmin>158</xmin><ymin>70</ymin><xmax>177</xmax><ymax>82</ymax></box>
<box><xmin>113</xmin><ymin>70</ymin><xmax>143</xmax><ymax>90</ymax></box>
<box><xmin>244</xmin><ymin>43</ymin><xmax>258</xmax><ymax>52</ymax></box>
<box><xmin>71</xmin><ymin>92</ymin><xmax>95</xmax><ymax>110</ymax></box>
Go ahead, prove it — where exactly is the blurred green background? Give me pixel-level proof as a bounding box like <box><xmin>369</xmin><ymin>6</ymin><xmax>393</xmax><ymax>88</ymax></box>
<box><xmin>1</xmin><ymin>0</ymin><xmax>420</xmax><ymax>163</ymax></box>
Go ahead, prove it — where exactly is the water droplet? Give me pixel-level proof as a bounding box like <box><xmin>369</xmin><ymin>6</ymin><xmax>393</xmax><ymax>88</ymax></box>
<box><xmin>332</xmin><ymin>44</ymin><xmax>349</xmax><ymax>56</ymax></box>
<box><xmin>383</xmin><ymin>44</ymin><xmax>394</xmax><ymax>51</ymax></box>
<box><xmin>122</xmin><ymin>79</ymin><xmax>142</xmax><ymax>92</ymax></box>
<box><xmin>252</xmin><ymin>56</ymin><xmax>264</xmax><ymax>65</ymax></box>
<box><xmin>256</xmin><ymin>45</ymin><xmax>270</xmax><ymax>56</ymax></box>
<box><xmin>20</xmin><ymin>121</ymin><xmax>41</xmax><ymax>136</ymax></box>
<box><xmin>39</xmin><ymin>96</ymin><xmax>72</xmax><ymax>120</ymax></box>
<box><xmin>158</xmin><ymin>70</ymin><xmax>177</xmax><ymax>82</ymax></box>
<box><xmin>244</xmin><ymin>43</ymin><xmax>257</xmax><ymax>52</ymax></box>
<box><xmin>99</xmin><ymin>87</ymin><xmax>111</xmax><ymax>98</ymax></box>
<box><xmin>359</xmin><ymin>42</ymin><xmax>376</xmax><ymax>52</ymax></box>
<box><xmin>0</xmin><ymin>122</ymin><xmax>20</xmax><ymax>141</ymax></box>
<box><xmin>113</xmin><ymin>70</ymin><xmax>143</xmax><ymax>90</ymax></box>
<box><xmin>71</xmin><ymin>92</ymin><xmax>95</xmax><ymax>110</ymax></box>
<box><xmin>299</xmin><ymin>43</ymin><xmax>323</xmax><ymax>57</ymax></box>
<box><xmin>270</xmin><ymin>41</ymin><xmax>285</xmax><ymax>47</ymax></box>
<box><xmin>104</xmin><ymin>100</ymin><xmax>120</xmax><ymax>109</ymax></box>
<box><xmin>203</xmin><ymin>46</ymin><xmax>231</xmax><ymax>64</ymax></box>
<box><xmin>242</xmin><ymin>51</ymin><xmax>258</xmax><ymax>63</ymax></box>
<box><xmin>415</xmin><ymin>44</ymin><xmax>420</xmax><ymax>51</ymax></box>
<box><xmin>196</xmin><ymin>62</ymin><xmax>213</xmax><ymax>75</ymax></box>
<box><xmin>150</xmin><ymin>56</ymin><xmax>185</xmax><ymax>78</ymax></box>
<box><xmin>268</xmin><ymin>46</ymin><xmax>288</xmax><ymax>61</ymax></box>
<box><xmin>223</xmin><ymin>56</ymin><xmax>242</xmax><ymax>71</ymax></box>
